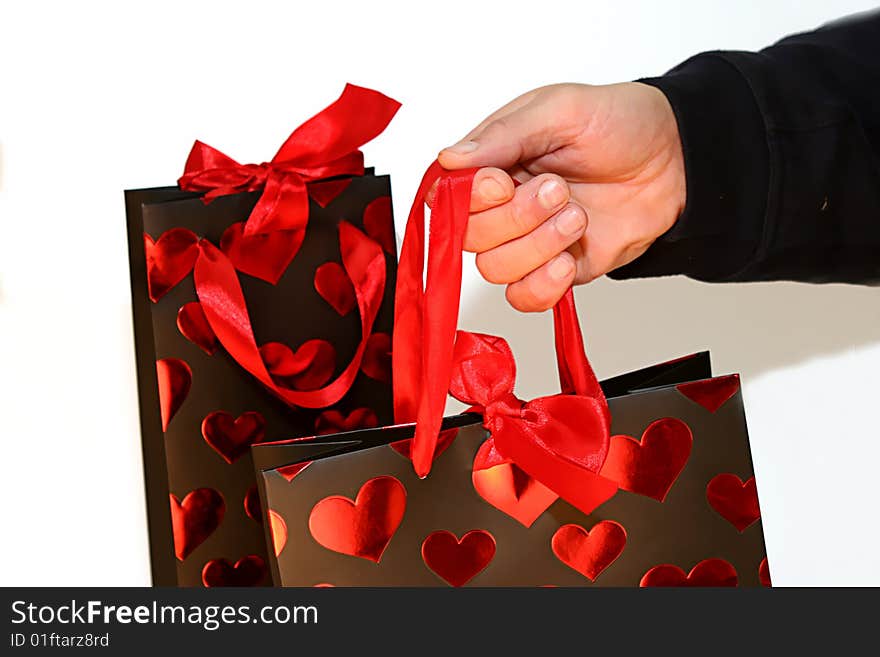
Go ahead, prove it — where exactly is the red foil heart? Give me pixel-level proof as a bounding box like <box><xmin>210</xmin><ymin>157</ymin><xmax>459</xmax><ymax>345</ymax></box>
<box><xmin>268</xmin><ymin>509</ymin><xmax>288</xmax><ymax>557</ymax></box>
<box><xmin>315</xmin><ymin>408</ymin><xmax>379</xmax><ymax>435</ymax></box>
<box><xmin>314</xmin><ymin>262</ymin><xmax>356</xmax><ymax>316</ymax></box>
<box><xmin>277</xmin><ymin>461</ymin><xmax>312</xmax><ymax>483</ymax></box>
<box><xmin>201</xmin><ymin>411</ymin><xmax>267</xmax><ymax>464</ymax></box>
<box><xmin>201</xmin><ymin>555</ymin><xmax>266</xmax><ymax>587</ymax></box>
<box><xmin>308</xmin><ymin>476</ymin><xmax>406</xmax><ymax>563</ymax></box>
<box><xmin>640</xmin><ymin>558</ymin><xmax>738</xmax><ymax>587</ymax></box>
<box><xmin>144</xmin><ymin>228</ymin><xmax>199</xmax><ymax>302</ymax></box>
<box><xmin>361</xmin><ymin>332</ymin><xmax>392</xmax><ymax>383</ymax></box>
<box><xmin>220</xmin><ymin>221</ymin><xmax>305</xmax><ymax>285</ymax></box>
<box><xmin>390</xmin><ymin>428</ymin><xmax>458</xmax><ymax>462</ymax></box>
<box><xmin>308</xmin><ymin>178</ymin><xmax>352</xmax><ymax>208</ymax></box>
<box><xmin>362</xmin><ymin>195</ymin><xmax>395</xmax><ymax>254</ymax></box>
<box><xmin>706</xmin><ymin>474</ymin><xmax>761</xmax><ymax>531</ymax></box>
<box><xmin>177</xmin><ymin>302</ymin><xmax>218</xmax><ymax>355</ymax></box>
<box><xmin>421</xmin><ymin>530</ymin><xmax>496</xmax><ymax>587</ymax></box>
<box><xmin>243</xmin><ymin>485</ymin><xmax>262</xmax><ymax>524</ymax></box>
<box><xmin>471</xmin><ymin>439</ymin><xmax>558</xmax><ymax>528</ymax></box>
<box><xmin>759</xmin><ymin>557</ymin><xmax>772</xmax><ymax>587</ymax></box>
<box><xmin>599</xmin><ymin>417</ymin><xmax>693</xmax><ymax>502</ymax></box>
<box><xmin>156</xmin><ymin>358</ymin><xmax>192</xmax><ymax>432</ymax></box>
<box><xmin>676</xmin><ymin>374</ymin><xmax>740</xmax><ymax>412</ymax></box>
<box><xmin>169</xmin><ymin>488</ymin><xmax>225</xmax><ymax>561</ymax></box>
<box><xmin>551</xmin><ymin>521</ymin><xmax>627</xmax><ymax>582</ymax></box>
<box><xmin>260</xmin><ymin>340</ymin><xmax>336</xmax><ymax>391</ymax></box>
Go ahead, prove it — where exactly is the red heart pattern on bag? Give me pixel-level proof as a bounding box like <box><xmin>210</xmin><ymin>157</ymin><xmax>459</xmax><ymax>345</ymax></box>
<box><xmin>176</xmin><ymin>302</ymin><xmax>218</xmax><ymax>355</ymax></box>
<box><xmin>243</xmin><ymin>485</ymin><xmax>262</xmax><ymax>524</ymax></box>
<box><xmin>640</xmin><ymin>558</ymin><xmax>738</xmax><ymax>587</ymax></box>
<box><xmin>706</xmin><ymin>474</ymin><xmax>761</xmax><ymax>531</ymax></box>
<box><xmin>315</xmin><ymin>408</ymin><xmax>379</xmax><ymax>435</ymax></box>
<box><xmin>156</xmin><ymin>358</ymin><xmax>192</xmax><ymax>432</ymax></box>
<box><xmin>201</xmin><ymin>555</ymin><xmax>266</xmax><ymax>587</ymax></box>
<box><xmin>759</xmin><ymin>557</ymin><xmax>772</xmax><ymax>587</ymax></box>
<box><xmin>421</xmin><ymin>530</ymin><xmax>496</xmax><ymax>587</ymax></box>
<box><xmin>277</xmin><ymin>461</ymin><xmax>312</xmax><ymax>483</ymax></box>
<box><xmin>268</xmin><ymin>509</ymin><xmax>288</xmax><ymax>557</ymax></box>
<box><xmin>169</xmin><ymin>488</ymin><xmax>225</xmax><ymax>561</ymax></box>
<box><xmin>308</xmin><ymin>476</ymin><xmax>406</xmax><ymax>563</ymax></box>
<box><xmin>260</xmin><ymin>340</ymin><xmax>336</xmax><ymax>391</ymax></box>
<box><xmin>599</xmin><ymin>417</ymin><xmax>693</xmax><ymax>501</ymax></box>
<box><xmin>471</xmin><ymin>439</ymin><xmax>558</xmax><ymax>528</ymax></box>
<box><xmin>362</xmin><ymin>196</ymin><xmax>395</xmax><ymax>254</ymax></box>
<box><xmin>144</xmin><ymin>228</ymin><xmax>199</xmax><ymax>302</ymax></box>
<box><xmin>220</xmin><ymin>221</ymin><xmax>305</xmax><ymax>284</ymax></box>
<box><xmin>201</xmin><ymin>411</ymin><xmax>267</xmax><ymax>464</ymax></box>
<box><xmin>361</xmin><ymin>332</ymin><xmax>392</xmax><ymax>383</ymax></box>
<box><xmin>308</xmin><ymin>178</ymin><xmax>352</xmax><ymax>208</ymax></box>
<box><xmin>676</xmin><ymin>374</ymin><xmax>740</xmax><ymax>412</ymax></box>
<box><xmin>551</xmin><ymin>521</ymin><xmax>627</xmax><ymax>582</ymax></box>
<box><xmin>314</xmin><ymin>262</ymin><xmax>356</xmax><ymax>316</ymax></box>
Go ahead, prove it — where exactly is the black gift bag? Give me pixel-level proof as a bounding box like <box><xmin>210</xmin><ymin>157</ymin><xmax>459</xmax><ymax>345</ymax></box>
<box><xmin>125</xmin><ymin>85</ymin><xmax>401</xmax><ymax>586</ymax></box>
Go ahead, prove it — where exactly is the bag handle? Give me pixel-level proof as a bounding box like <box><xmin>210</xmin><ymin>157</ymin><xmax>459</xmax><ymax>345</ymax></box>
<box><xmin>392</xmin><ymin>161</ymin><xmax>607</xmax><ymax>477</ymax></box>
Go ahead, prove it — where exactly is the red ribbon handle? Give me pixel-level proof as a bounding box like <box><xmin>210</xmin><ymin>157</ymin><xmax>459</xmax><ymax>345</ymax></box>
<box><xmin>393</xmin><ymin>162</ymin><xmax>608</xmax><ymax>477</ymax></box>
<box><xmin>178</xmin><ymin>84</ymin><xmax>401</xmax><ymax>236</ymax></box>
<box><xmin>194</xmin><ymin>222</ymin><xmax>386</xmax><ymax>409</ymax></box>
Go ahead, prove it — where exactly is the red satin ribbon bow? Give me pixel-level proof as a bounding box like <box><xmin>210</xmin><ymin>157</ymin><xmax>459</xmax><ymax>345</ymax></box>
<box><xmin>393</xmin><ymin>162</ymin><xmax>618</xmax><ymax>515</ymax></box>
<box><xmin>179</xmin><ymin>84</ymin><xmax>401</xmax><ymax>236</ymax></box>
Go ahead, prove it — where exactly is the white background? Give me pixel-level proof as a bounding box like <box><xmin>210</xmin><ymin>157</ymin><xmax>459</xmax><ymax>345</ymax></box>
<box><xmin>1</xmin><ymin>0</ymin><xmax>878</xmax><ymax>586</ymax></box>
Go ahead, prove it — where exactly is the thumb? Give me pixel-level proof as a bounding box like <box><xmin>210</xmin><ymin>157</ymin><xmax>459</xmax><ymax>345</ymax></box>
<box><xmin>438</xmin><ymin>100</ymin><xmax>556</xmax><ymax>171</ymax></box>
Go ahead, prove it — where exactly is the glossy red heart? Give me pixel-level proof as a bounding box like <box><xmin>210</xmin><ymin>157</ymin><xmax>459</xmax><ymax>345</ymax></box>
<box><xmin>156</xmin><ymin>358</ymin><xmax>191</xmax><ymax>431</ymax></box>
<box><xmin>201</xmin><ymin>555</ymin><xmax>266</xmax><ymax>587</ymax></box>
<box><xmin>551</xmin><ymin>521</ymin><xmax>627</xmax><ymax>582</ymax></box>
<box><xmin>315</xmin><ymin>408</ymin><xmax>378</xmax><ymax>435</ymax></box>
<box><xmin>471</xmin><ymin>439</ymin><xmax>558</xmax><ymax>528</ymax></box>
<box><xmin>421</xmin><ymin>530</ymin><xmax>496</xmax><ymax>587</ymax></box>
<box><xmin>362</xmin><ymin>195</ymin><xmax>395</xmax><ymax>254</ymax></box>
<box><xmin>220</xmin><ymin>221</ymin><xmax>305</xmax><ymax>284</ymax></box>
<box><xmin>169</xmin><ymin>488</ymin><xmax>225</xmax><ymax>561</ymax></box>
<box><xmin>260</xmin><ymin>340</ymin><xmax>335</xmax><ymax>391</ymax></box>
<box><xmin>759</xmin><ymin>557</ymin><xmax>772</xmax><ymax>587</ymax></box>
<box><xmin>361</xmin><ymin>332</ymin><xmax>392</xmax><ymax>383</ymax></box>
<box><xmin>201</xmin><ymin>411</ymin><xmax>267</xmax><ymax>464</ymax></box>
<box><xmin>277</xmin><ymin>461</ymin><xmax>312</xmax><ymax>483</ymax></box>
<box><xmin>144</xmin><ymin>228</ymin><xmax>199</xmax><ymax>302</ymax></box>
<box><xmin>599</xmin><ymin>417</ymin><xmax>693</xmax><ymax>501</ymax></box>
<box><xmin>640</xmin><ymin>558</ymin><xmax>738</xmax><ymax>587</ymax></box>
<box><xmin>308</xmin><ymin>178</ymin><xmax>352</xmax><ymax>207</ymax></box>
<box><xmin>268</xmin><ymin>509</ymin><xmax>288</xmax><ymax>557</ymax></box>
<box><xmin>677</xmin><ymin>374</ymin><xmax>740</xmax><ymax>412</ymax></box>
<box><xmin>314</xmin><ymin>262</ymin><xmax>355</xmax><ymax>316</ymax></box>
<box><xmin>243</xmin><ymin>485</ymin><xmax>261</xmax><ymax>524</ymax></box>
<box><xmin>706</xmin><ymin>474</ymin><xmax>761</xmax><ymax>531</ymax></box>
<box><xmin>177</xmin><ymin>301</ymin><xmax>218</xmax><ymax>355</ymax></box>
<box><xmin>308</xmin><ymin>476</ymin><xmax>406</xmax><ymax>563</ymax></box>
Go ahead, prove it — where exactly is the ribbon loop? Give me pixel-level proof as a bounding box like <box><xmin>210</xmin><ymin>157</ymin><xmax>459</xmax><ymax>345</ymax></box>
<box><xmin>393</xmin><ymin>161</ymin><xmax>617</xmax><ymax>514</ymax></box>
<box><xmin>194</xmin><ymin>221</ymin><xmax>387</xmax><ymax>409</ymax></box>
<box><xmin>178</xmin><ymin>84</ymin><xmax>401</xmax><ymax>236</ymax></box>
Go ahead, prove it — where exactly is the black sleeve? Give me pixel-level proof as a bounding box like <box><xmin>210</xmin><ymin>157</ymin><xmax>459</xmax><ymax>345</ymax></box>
<box><xmin>609</xmin><ymin>10</ymin><xmax>880</xmax><ymax>285</ymax></box>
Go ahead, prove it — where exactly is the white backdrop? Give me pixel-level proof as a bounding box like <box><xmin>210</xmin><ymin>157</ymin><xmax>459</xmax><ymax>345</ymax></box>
<box><xmin>1</xmin><ymin>0</ymin><xmax>878</xmax><ymax>586</ymax></box>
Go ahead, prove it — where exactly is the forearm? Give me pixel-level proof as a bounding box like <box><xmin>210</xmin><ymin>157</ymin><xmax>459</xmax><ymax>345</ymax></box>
<box><xmin>611</xmin><ymin>10</ymin><xmax>880</xmax><ymax>285</ymax></box>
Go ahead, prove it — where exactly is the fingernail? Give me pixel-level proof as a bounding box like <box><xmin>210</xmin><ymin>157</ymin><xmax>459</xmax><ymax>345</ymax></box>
<box><xmin>478</xmin><ymin>177</ymin><xmax>507</xmax><ymax>202</ymax></box>
<box><xmin>548</xmin><ymin>255</ymin><xmax>574</xmax><ymax>280</ymax></box>
<box><xmin>538</xmin><ymin>180</ymin><xmax>567</xmax><ymax>210</ymax></box>
<box><xmin>556</xmin><ymin>206</ymin><xmax>586</xmax><ymax>236</ymax></box>
<box><xmin>444</xmin><ymin>140</ymin><xmax>479</xmax><ymax>154</ymax></box>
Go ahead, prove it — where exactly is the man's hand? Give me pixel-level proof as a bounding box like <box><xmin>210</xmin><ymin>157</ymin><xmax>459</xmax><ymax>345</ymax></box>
<box><xmin>435</xmin><ymin>82</ymin><xmax>686</xmax><ymax>312</ymax></box>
